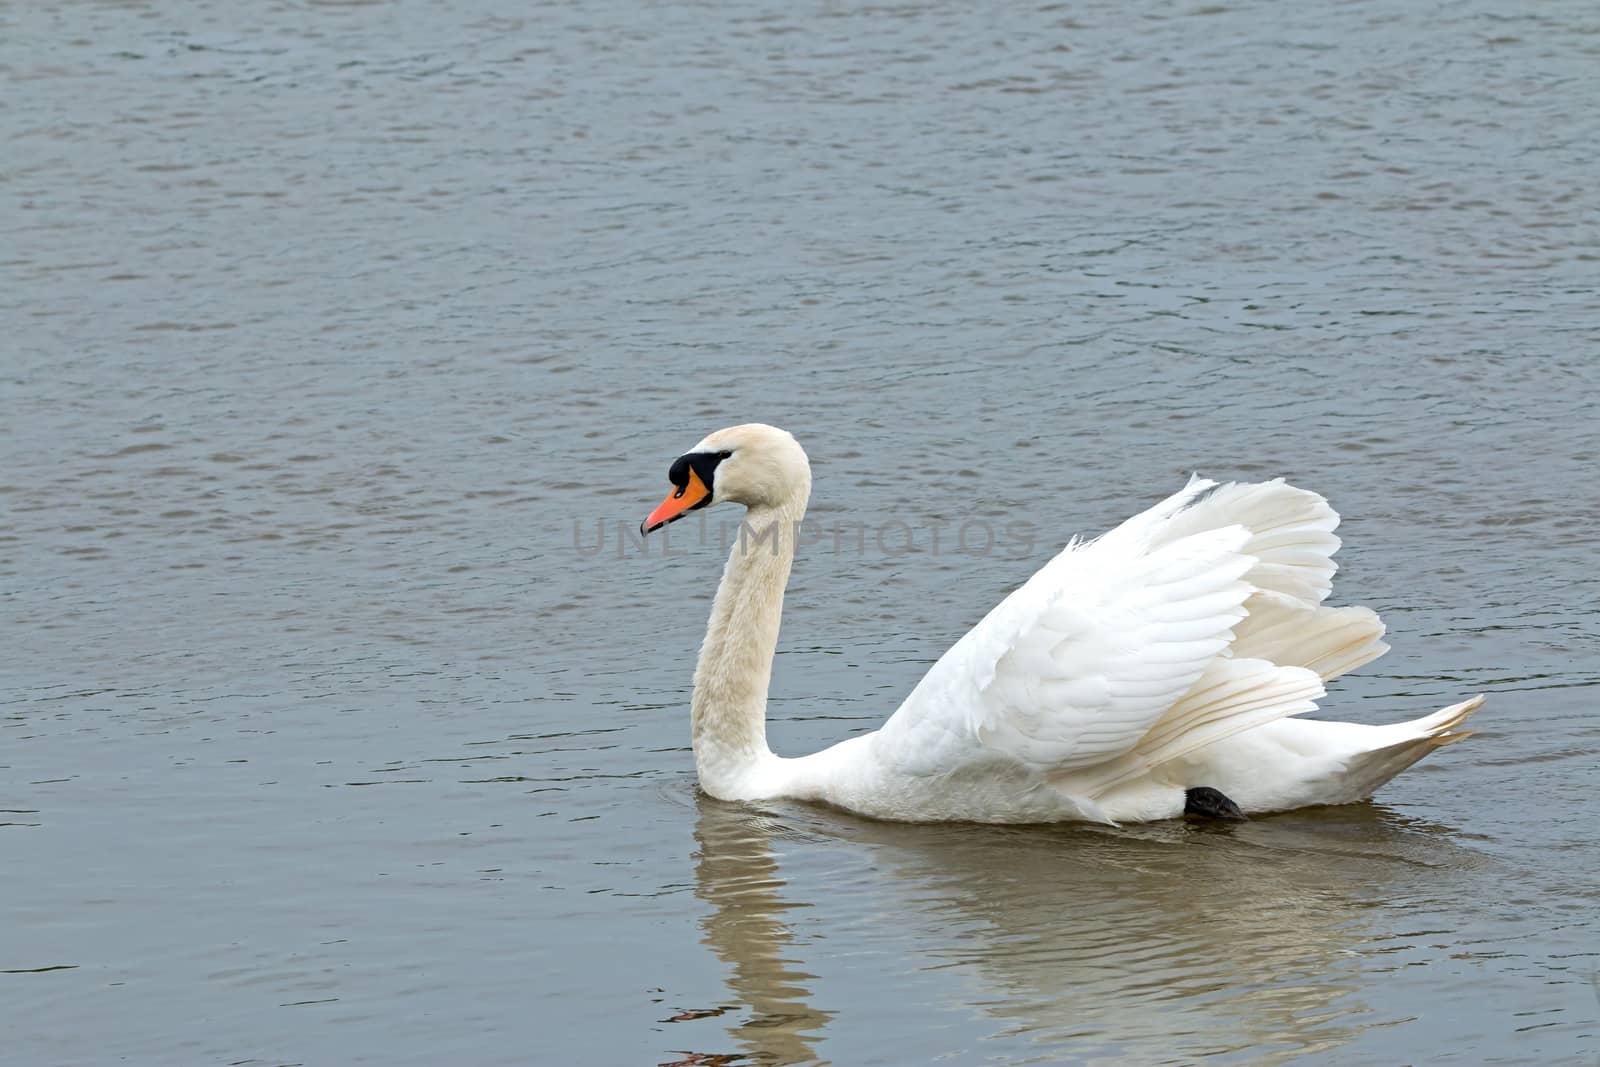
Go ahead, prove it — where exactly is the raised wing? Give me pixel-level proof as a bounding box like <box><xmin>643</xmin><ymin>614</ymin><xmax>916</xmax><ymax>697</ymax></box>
<box><xmin>876</xmin><ymin>479</ymin><xmax>1267</xmax><ymax>777</ymax></box>
<box><xmin>873</xmin><ymin>476</ymin><xmax>1364</xmax><ymax>786</ymax></box>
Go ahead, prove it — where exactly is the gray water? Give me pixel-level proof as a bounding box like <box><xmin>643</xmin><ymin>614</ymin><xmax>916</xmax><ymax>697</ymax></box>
<box><xmin>4</xmin><ymin>0</ymin><xmax>1599</xmax><ymax>1064</ymax></box>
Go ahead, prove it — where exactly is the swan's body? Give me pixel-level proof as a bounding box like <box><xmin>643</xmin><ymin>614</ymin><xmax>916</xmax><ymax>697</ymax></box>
<box><xmin>642</xmin><ymin>424</ymin><xmax>1481</xmax><ymax>824</ymax></box>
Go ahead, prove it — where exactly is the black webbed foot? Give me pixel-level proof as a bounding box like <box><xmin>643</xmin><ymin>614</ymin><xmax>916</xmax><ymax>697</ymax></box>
<box><xmin>1184</xmin><ymin>786</ymin><xmax>1247</xmax><ymax>820</ymax></box>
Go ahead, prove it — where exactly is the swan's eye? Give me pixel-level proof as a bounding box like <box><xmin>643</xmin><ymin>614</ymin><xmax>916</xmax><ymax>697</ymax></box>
<box><xmin>667</xmin><ymin>450</ymin><xmax>732</xmax><ymax>494</ymax></box>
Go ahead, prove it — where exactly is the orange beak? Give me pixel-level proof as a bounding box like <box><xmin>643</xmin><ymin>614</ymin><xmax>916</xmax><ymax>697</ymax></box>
<box><xmin>641</xmin><ymin>467</ymin><xmax>712</xmax><ymax>534</ymax></box>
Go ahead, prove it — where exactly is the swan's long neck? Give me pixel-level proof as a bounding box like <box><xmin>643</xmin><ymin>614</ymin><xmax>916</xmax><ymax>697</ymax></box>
<box><xmin>691</xmin><ymin>494</ymin><xmax>806</xmax><ymax>798</ymax></box>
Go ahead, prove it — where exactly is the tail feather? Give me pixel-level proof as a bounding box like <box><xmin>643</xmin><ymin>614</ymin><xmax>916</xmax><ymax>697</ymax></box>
<box><xmin>1279</xmin><ymin>694</ymin><xmax>1485</xmax><ymax>806</ymax></box>
<box><xmin>1400</xmin><ymin>694</ymin><xmax>1484</xmax><ymax>741</ymax></box>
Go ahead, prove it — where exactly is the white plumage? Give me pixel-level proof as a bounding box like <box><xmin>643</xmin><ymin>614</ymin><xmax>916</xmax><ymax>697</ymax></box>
<box><xmin>643</xmin><ymin>424</ymin><xmax>1481</xmax><ymax>825</ymax></box>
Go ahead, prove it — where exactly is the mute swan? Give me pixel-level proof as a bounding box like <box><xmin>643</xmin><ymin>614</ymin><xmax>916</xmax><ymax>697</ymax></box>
<box><xmin>641</xmin><ymin>423</ymin><xmax>1482</xmax><ymax>824</ymax></box>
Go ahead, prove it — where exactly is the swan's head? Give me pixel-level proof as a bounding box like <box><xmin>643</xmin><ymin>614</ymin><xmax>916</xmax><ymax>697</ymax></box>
<box><xmin>641</xmin><ymin>423</ymin><xmax>811</xmax><ymax>535</ymax></box>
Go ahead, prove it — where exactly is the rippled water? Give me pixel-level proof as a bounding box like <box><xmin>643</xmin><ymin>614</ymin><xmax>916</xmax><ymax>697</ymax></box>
<box><xmin>5</xmin><ymin>0</ymin><xmax>1599</xmax><ymax>1063</ymax></box>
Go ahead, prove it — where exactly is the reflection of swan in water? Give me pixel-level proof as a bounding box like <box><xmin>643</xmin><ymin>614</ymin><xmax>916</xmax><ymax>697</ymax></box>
<box><xmin>677</xmin><ymin>800</ymin><xmax>833</xmax><ymax>1067</ymax></box>
<box><xmin>684</xmin><ymin>793</ymin><xmax>1481</xmax><ymax>1065</ymax></box>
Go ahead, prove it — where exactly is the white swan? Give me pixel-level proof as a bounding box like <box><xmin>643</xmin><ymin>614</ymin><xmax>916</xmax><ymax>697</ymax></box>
<box><xmin>641</xmin><ymin>423</ymin><xmax>1482</xmax><ymax>824</ymax></box>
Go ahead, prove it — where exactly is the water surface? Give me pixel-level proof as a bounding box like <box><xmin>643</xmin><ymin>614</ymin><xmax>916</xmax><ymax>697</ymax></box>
<box><xmin>4</xmin><ymin>0</ymin><xmax>1598</xmax><ymax>1063</ymax></box>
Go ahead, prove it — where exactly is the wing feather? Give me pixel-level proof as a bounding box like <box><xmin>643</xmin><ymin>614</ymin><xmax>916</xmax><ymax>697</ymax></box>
<box><xmin>878</xmin><ymin>501</ymin><xmax>1258</xmax><ymax>776</ymax></box>
<box><xmin>874</xmin><ymin>477</ymin><xmax>1359</xmax><ymax>784</ymax></box>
